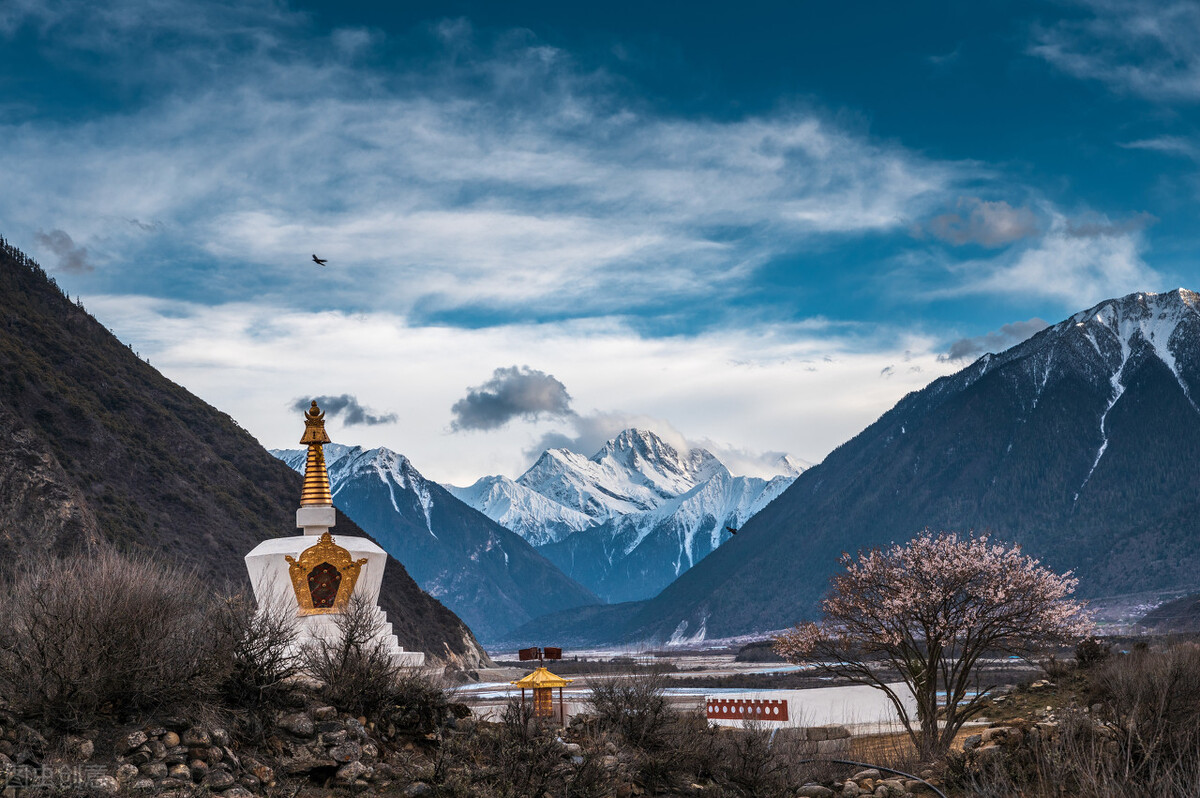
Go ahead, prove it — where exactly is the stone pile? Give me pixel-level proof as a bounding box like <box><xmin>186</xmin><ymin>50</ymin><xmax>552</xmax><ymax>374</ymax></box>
<box><xmin>0</xmin><ymin>703</ymin><xmax>418</xmax><ymax>797</ymax></box>
<box><xmin>112</xmin><ymin>720</ymin><xmax>266</xmax><ymax>798</ymax></box>
<box><xmin>796</xmin><ymin>767</ymin><xmax>943</xmax><ymax>798</ymax></box>
<box><xmin>796</xmin><ymin>768</ymin><xmax>945</xmax><ymax>796</ymax></box>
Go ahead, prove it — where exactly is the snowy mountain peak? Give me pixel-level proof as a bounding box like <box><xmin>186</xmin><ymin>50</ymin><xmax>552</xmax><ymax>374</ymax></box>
<box><xmin>770</xmin><ymin>453</ymin><xmax>809</xmax><ymax>477</ymax></box>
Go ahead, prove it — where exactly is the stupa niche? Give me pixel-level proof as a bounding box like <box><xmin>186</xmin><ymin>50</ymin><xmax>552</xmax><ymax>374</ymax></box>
<box><xmin>244</xmin><ymin>400</ymin><xmax>424</xmax><ymax>666</ymax></box>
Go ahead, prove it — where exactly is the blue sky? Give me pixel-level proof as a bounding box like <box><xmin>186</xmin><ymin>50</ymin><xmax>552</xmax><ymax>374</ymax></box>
<box><xmin>2</xmin><ymin>0</ymin><xmax>1197</xmax><ymax>482</ymax></box>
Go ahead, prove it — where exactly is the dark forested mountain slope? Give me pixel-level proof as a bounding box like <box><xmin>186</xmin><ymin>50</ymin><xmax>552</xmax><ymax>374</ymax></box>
<box><xmin>0</xmin><ymin>238</ymin><xmax>488</xmax><ymax>666</ymax></box>
<box><xmin>624</xmin><ymin>290</ymin><xmax>1200</xmax><ymax>642</ymax></box>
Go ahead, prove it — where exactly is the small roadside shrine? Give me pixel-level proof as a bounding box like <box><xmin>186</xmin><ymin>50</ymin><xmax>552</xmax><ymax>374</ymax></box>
<box><xmin>512</xmin><ymin>666</ymin><xmax>573</xmax><ymax>724</ymax></box>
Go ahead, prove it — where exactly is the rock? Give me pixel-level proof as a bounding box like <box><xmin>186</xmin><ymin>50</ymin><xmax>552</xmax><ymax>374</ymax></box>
<box><xmin>161</xmin><ymin>731</ymin><xmax>180</xmax><ymax>748</ymax></box>
<box><xmin>563</xmin><ymin>742</ymin><xmax>583</xmax><ymax>755</ymax></box>
<box><xmin>841</xmin><ymin>784</ymin><xmax>860</xmax><ymax>797</ymax></box>
<box><xmin>162</xmin><ymin>717</ymin><xmax>191</xmax><ymax>733</ymax></box>
<box><xmin>128</xmin><ymin>750</ymin><xmax>152</xmax><ymax>766</ymax></box>
<box><xmin>337</xmin><ymin>761</ymin><xmax>370</xmax><ymax>782</ymax></box>
<box><xmin>279</xmin><ymin>750</ymin><xmax>337</xmax><ymax>775</ymax></box>
<box><xmin>362</xmin><ymin>743</ymin><xmax>378</xmax><ymax>759</ymax></box>
<box><xmin>963</xmin><ymin>734</ymin><xmax>982</xmax><ymax>750</ymax></box>
<box><xmin>797</xmin><ymin>787</ymin><xmax>834</xmax><ymax>798</ymax></box>
<box><xmin>851</xmin><ymin>770</ymin><xmax>881</xmax><ymax>782</ymax></box>
<box><xmin>329</xmin><ymin>742</ymin><xmax>362</xmax><ymax>763</ymax></box>
<box><xmin>66</xmin><ymin>736</ymin><xmax>94</xmax><ymax>761</ymax></box>
<box><xmin>322</xmin><ymin>729</ymin><xmax>348</xmax><ymax>746</ymax></box>
<box><xmin>139</xmin><ymin>762</ymin><xmax>169</xmax><ymax>780</ymax></box>
<box><xmin>204</xmin><ymin>769</ymin><xmax>237</xmax><ymax>790</ymax></box>
<box><xmin>115</xmin><ymin>763</ymin><xmax>140</xmax><ymax>783</ymax></box>
<box><xmin>211</xmin><ymin>728</ymin><xmax>231</xmax><ymax>747</ymax></box>
<box><xmin>147</xmin><ymin>740</ymin><xmax>168</xmax><ymax>760</ymax></box>
<box><xmin>181</xmin><ymin>729</ymin><xmax>211</xmax><ymax>747</ymax></box>
<box><xmin>240</xmin><ymin>775</ymin><xmax>261</xmax><ymax>790</ymax></box>
<box><xmin>981</xmin><ymin>727</ymin><xmax>1009</xmax><ymax>743</ymax></box>
<box><xmin>206</xmin><ymin>746</ymin><xmax>224</xmax><ymax>765</ymax></box>
<box><xmin>313</xmin><ymin>706</ymin><xmax>338</xmax><ymax>721</ymax></box>
<box><xmin>403</xmin><ymin>783</ymin><xmax>432</xmax><ymax>797</ymax></box>
<box><xmin>168</xmin><ymin>764</ymin><xmax>190</xmax><ymax>780</ymax></box>
<box><xmin>251</xmin><ymin>763</ymin><xmax>274</xmax><ymax>785</ymax></box>
<box><xmin>131</xmin><ymin>777</ymin><xmax>155</xmax><ymax>791</ymax></box>
<box><xmin>92</xmin><ymin>775</ymin><xmax>121</xmax><ymax>795</ymax></box>
<box><xmin>125</xmin><ymin>731</ymin><xmax>149</xmax><ymax>752</ymax></box>
<box><xmin>280</xmin><ymin>713</ymin><xmax>316</xmax><ymax>737</ymax></box>
<box><xmin>165</xmin><ymin>747</ymin><xmax>189</xmax><ymax>765</ymax></box>
<box><xmin>279</xmin><ymin>673</ymin><xmax>326</xmax><ymax>692</ymax></box>
<box><xmin>190</xmin><ymin>760</ymin><xmax>210</xmax><ymax>780</ymax></box>
<box><xmin>224</xmin><ymin>788</ymin><xmax>253</xmax><ymax>798</ymax></box>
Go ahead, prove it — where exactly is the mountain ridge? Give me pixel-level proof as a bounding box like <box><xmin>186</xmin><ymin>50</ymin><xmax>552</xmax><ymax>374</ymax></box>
<box><xmin>448</xmin><ymin>429</ymin><xmax>799</xmax><ymax>603</ymax></box>
<box><xmin>0</xmin><ymin>237</ymin><xmax>489</xmax><ymax>667</ymax></box>
<box><xmin>572</xmin><ymin>289</ymin><xmax>1200</xmax><ymax>643</ymax></box>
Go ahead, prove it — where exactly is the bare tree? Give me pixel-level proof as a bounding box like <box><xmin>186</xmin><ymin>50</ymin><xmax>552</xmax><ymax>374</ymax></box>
<box><xmin>774</xmin><ymin>531</ymin><xmax>1092</xmax><ymax>758</ymax></box>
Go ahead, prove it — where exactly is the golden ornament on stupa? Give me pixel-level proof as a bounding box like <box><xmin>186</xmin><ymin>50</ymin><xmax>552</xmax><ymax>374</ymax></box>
<box><xmin>285</xmin><ymin>532</ymin><xmax>368</xmax><ymax>615</ymax></box>
<box><xmin>299</xmin><ymin>400</ymin><xmax>333</xmax><ymax>506</ymax></box>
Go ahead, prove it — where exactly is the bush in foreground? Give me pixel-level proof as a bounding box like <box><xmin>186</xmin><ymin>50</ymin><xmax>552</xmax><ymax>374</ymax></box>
<box><xmin>0</xmin><ymin>550</ymin><xmax>229</xmax><ymax>730</ymax></box>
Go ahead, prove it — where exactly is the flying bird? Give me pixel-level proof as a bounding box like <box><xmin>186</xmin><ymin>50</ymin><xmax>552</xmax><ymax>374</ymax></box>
<box><xmin>726</xmin><ymin>526</ymin><xmax>738</xmax><ymax>536</ymax></box>
<box><xmin>312</xmin><ymin>254</ymin><xmax>328</xmax><ymax>266</ymax></box>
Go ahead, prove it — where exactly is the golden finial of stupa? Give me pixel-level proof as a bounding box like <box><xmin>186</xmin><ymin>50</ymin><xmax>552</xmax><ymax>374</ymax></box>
<box><xmin>299</xmin><ymin>400</ymin><xmax>333</xmax><ymax>507</ymax></box>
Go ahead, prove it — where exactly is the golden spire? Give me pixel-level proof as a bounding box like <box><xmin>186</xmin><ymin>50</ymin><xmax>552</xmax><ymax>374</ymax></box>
<box><xmin>300</xmin><ymin>400</ymin><xmax>333</xmax><ymax>506</ymax></box>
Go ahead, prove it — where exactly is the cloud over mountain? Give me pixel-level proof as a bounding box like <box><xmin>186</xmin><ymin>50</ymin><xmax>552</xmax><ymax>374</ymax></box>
<box><xmin>33</xmin><ymin>229</ymin><xmax>92</xmax><ymax>273</ymax></box>
<box><xmin>941</xmin><ymin>318</ymin><xmax>1049</xmax><ymax>362</ymax></box>
<box><xmin>292</xmin><ymin>394</ymin><xmax>397</xmax><ymax>426</ymax></box>
<box><xmin>450</xmin><ymin>366</ymin><xmax>573</xmax><ymax>431</ymax></box>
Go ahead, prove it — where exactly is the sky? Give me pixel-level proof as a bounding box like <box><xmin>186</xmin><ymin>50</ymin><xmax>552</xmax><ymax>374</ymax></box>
<box><xmin>2</xmin><ymin>0</ymin><xmax>1198</xmax><ymax>484</ymax></box>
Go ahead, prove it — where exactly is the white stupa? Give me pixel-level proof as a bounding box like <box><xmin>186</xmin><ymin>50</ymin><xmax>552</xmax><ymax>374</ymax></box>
<box><xmin>244</xmin><ymin>400</ymin><xmax>424</xmax><ymax>666</ymax></box>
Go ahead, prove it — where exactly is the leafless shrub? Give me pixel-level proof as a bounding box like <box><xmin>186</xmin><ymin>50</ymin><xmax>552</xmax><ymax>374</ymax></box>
<box><xmin>212</xmin><ymin>590</ymin><xmax>301</xmax><ymax>741</ymax></box>
<box><xmin>0</xmin><ymin>550</ymin><xmax>227</xmax><ymax>731</ymax></box>
<box><xmin>480</xmin><ymin>700</ymin><xmax>567</xmax><ymax>798</ymax></box>
<box><xmin>1075</xmin><ymin>636</ymin><xmax>1111</xmax><ymax>669</ymax></box>
<box><xmin>1089</xmin><ymin>643</ymin><xmax>1200</xmax><ymax>784</ymax></box>
<box><xmin>587</xmin><ymin>667</ymin><xmax>676</xmax><ymax>750</ymax></box>
<box><xmin>705</xmin><ymin>720</ymin><xmax>792</xmax><ymax>797</ymax></box>
<box><xmin>380</xmin><ymin>668</ymin><xmax>452</xmax><ymax>737</ymax></box>
<box><xmin>949</xmin><ymin>645</ymin><xmax>1200</xmax><ymax>796</ymax></box>
<box><xmin>1038</xmin><ymin>653</ymin><xmax>1074</xmax><ymax>679</ymax></box>
<box><xmin>302</xmin><ymin>591</ymin><xmax>409</xmax><ymax>718</ymax></box>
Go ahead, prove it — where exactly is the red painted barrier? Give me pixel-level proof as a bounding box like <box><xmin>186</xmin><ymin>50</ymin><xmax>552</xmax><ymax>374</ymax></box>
<box><xmin>706</xmin><ymin>698</ymin><xmax>789</xmax><ymax>722</ymax></box>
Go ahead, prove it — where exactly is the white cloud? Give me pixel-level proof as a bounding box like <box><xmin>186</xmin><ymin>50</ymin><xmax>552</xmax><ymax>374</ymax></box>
<box><xmin>84</xmin><ymin>295</ymin><xmax>960</xmax><ymax>485</ymax></box>
<box><xmin>935</xmin><ymin>213</ymin><xmax>1161</xmax><ymax>305</ymax></box>
<box><xmin>0</xmin><ymin>6</ymin><xmax>967</xmax><ymax>317</ymax></box>
<box><xmin>1031</xmin><ymin>0</ymin><xmax>1200</xmax><ymax>101</ymax></box>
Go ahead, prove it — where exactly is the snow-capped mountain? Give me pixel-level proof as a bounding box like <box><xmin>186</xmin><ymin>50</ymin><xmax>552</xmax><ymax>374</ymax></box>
<box><xmin>515</xmin><ymin>430</ymin><xmax>725</xmax><ymax>520</ymax></box>
<box><xmin>620</xmin><ymin>289</ymin><xmax>1200</xmax><ymax>642</ymax></box>
<box><xmin>447</xmin><ymin>429</ymin><xmax>800</xmax><ymax>602</ymax></box>
<box><xmin>446</xmin><ymin>474</ymin><xmax>594</xmax><ymax>547</ymax></box>
<box><xmin>273</xmin><ymin>444</ymin><xmax>598</xmax><ymax>642</ymax></box>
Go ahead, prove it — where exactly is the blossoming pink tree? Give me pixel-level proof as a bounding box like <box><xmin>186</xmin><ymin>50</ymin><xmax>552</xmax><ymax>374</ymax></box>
<box><xmin>773</xmin><ymin>531</ymin><xmax>1093</xmax><ymax>758</ymax></box>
